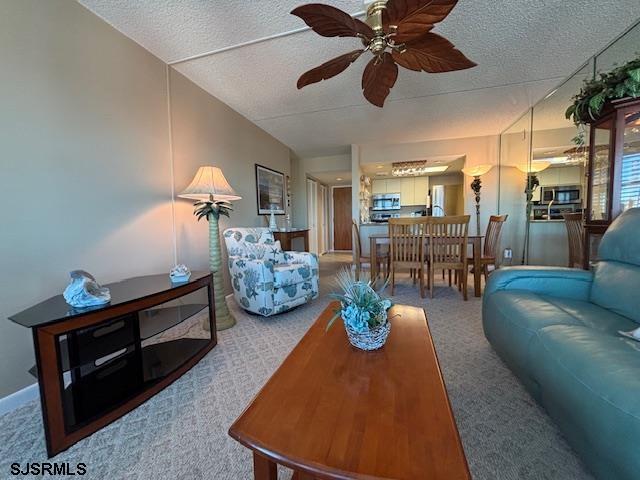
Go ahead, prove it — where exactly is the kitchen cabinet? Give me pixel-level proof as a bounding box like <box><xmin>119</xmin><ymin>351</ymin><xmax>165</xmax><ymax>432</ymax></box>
<box><xmin>413</xmin><ymin>176</ymin><xmax>429</xmax><ymax>205</ymax></box>
<box><xmin>373</xmin><ymin>176</ymin><xmax>430</xmax><ymax>206</ymax></box>
<box><xmin>371</xmin><ymin>179</ymin><xmax>386</xmax><ymax>194</ymax></box>
<box><xmin>539</xmin><ymin>166</ymin><xmax>582</xmax><ymax>186</ymax></box>
<box><xmin>386</xmin><ymin>178</ymin><xmax>402</xmax><ymax>194</ymax></box>
<box><xmin>400</xmin><ymin>178</ymin><xmax>414</xmax><ymax>206</ymax></box>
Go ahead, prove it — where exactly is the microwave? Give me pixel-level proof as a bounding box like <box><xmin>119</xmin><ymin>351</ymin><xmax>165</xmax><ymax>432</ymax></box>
<box><xmin>540</xmin><ymin>185</ymin><xmax>581</xmax><ymax>205</ymax></box>
<box><xmin>371</xmin><ymin>193</ymin><xmax>401</xmax><ymax>211</ymax></box>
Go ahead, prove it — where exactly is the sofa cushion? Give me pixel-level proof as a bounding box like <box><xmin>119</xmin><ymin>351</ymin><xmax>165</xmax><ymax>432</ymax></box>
<box><xmin>273</xmin><ymin>263</ymin><xmax>314</xmax><ymax>288</ymax></box>
<box><xmin>540</xmin><ymin>295</ymin><xmax>637</xmax><ymax>333</ymax></box>
<box><xmin>529</xmin><ymin>324</ymin><xmax>640</xmax><ymax>480</ymax></box>
<box><xmin>597</xmin><ymin>207</ymin><xmax>640</xmax><ymax>266</ymax></box>
<box><xmin>591</xmin><ymin>260</ymin><xmax>640</xmax><ymax>324</ymax></box>
<box><xmin>482</xmin><ymin>290</ymin><xmax>582</xmax><ymax>395</ymax></box>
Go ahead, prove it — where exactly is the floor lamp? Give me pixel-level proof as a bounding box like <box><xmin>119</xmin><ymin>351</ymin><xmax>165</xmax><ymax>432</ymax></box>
<box><xmin>516</xmin><ymin>162</ymin><xmax>550</xmax><ymax>264</ymax></box>
<box><xmin>461</xmin><ymin>165</ymin><xmax>494</xmax><ymax>236</ymax></box>
<box><xmin>179</xmin><ymin>166</ymin><xmax>241</xmax><ymax>331</ymax></box>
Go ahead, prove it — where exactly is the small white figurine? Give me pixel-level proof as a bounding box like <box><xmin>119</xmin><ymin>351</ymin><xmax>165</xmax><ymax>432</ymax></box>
<box><xmin>170</xmin><ymin>264</ymin><xmax>191</xmax><ymax>283</ymax></box>
<box><xmin>63</xmin><ymin>270</ymin><xmax>111</xmax><ymax>308</ymax></box>
<box><xmin>269</xmin><ymin>205</ymin><xmax>278</xmax><ymax>231</ymax></box>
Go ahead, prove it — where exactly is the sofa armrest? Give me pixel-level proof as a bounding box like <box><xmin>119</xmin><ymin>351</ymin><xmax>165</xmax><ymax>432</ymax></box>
<box><xmin>485</xmin><ymin>266</ymin><xmax>593</xmax><ymax>301</ymax></box>
<box><xmin>283</xmin><ymin>251</ymin><xmax>319</xmax><ymax>269</ymax></box>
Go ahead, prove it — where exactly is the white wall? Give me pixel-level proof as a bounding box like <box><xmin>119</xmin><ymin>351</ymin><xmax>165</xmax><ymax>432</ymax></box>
<box><xmin>170</xmin><ymin>69</ymin><xmax>291</xmax><ymax>293</ymax></box>
<box><xmin>290</xmin><ymin>153</ymin><xmax>351</xmax><ymax>228</ymax></box>
<box><xmin>0</xmin><ymin>0</ymin><xmax>290</xmax><ymax>398</ymax></box>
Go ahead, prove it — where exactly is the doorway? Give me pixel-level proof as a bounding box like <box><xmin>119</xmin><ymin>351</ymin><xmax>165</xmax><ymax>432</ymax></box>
<box><xmin>307</xmin><ymin>179</ymin><xmax>318</xmax><ymax>254</ymax></box>
<box><xmin>318</xmin><ymin>185</ymin><xmax>328</xmax><ymax>254</ymax></box>
<box><xmin>332</xmin><ymin>186</ymin><xmax>352</xmax><ymax>251</ymax></box>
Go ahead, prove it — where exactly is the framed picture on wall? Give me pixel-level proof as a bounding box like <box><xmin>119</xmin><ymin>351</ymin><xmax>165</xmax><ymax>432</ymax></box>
<box><xmin>255</xmin><ymin>164</ymin><xmax>286</xmax><ymax>215</ymax></box>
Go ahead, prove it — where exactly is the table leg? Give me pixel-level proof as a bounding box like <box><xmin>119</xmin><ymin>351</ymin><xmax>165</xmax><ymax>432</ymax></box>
<box><xmin>370</xmin><ymin>236</ymin><xmax>378</xmax><ymax>281</ymax></box>
<box><xmin>303</xmin><ymin>231</ymin><xmax>309</xmax><ymax>252</ymax></box>
<box><xmin>472</xmin><ymin>238</ymin><xmax>481</xmax><ymax>297</ymax></box>
<box><xmin>282</xmin><ymin>234</ymin><xmax>292</xmax><ymax>251</ymax></box>
<box><xmin>253</xmin><ymin>452</ymin><xmax>277</xmax><ymax>480</ymax></box>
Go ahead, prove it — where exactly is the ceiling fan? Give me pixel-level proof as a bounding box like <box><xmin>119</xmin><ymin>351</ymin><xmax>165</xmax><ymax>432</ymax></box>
<box><xmin>291</xmin><ymin>0</ymin><xmax>476</xmax><ymax>108</ymax></box>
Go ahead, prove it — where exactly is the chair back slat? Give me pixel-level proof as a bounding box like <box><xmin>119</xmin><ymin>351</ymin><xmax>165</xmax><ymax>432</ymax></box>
<box><xmin>562</xmin><ymin>213</ymin><xmax>584</xmax><ymax>268</ymax></box>
<box><xmin>389</xmin><ymin>218</ymin><xmax>427</xmax><ymax>264</ymax></box>
<box><xmin>352</xmin><ymin>220</ymin><xmax>362</xmax><ymax>260</ymax></box>
<box><xmin>427</xmin><ymin>216</ymin><xmax>470</xmax><ymax>266</ymax></box>
<box><xmin>483</xmin><ymin>215</ymin><xmax>508</xmax><ymax>259</ymax></box>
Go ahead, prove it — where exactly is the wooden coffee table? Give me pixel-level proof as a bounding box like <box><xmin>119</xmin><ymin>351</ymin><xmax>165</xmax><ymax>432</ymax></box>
<box><xmin>229</xmin><ymin>303</ymin><xmax>469</xmax><ymax>480</ymax></box>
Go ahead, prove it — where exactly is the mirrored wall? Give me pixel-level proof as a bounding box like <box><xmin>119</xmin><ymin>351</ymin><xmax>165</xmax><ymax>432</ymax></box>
<box><xmin>498</xmin><ymin>20</ymin><xmax>639</xmax><ymax>266</ymax></box>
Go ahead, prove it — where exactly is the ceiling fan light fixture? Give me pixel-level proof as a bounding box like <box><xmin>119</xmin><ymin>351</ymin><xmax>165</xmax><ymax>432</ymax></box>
<box><xmin>291</xmin><ymin>0</ymin><xmax>476</xmax><ymax>108</ymax></box>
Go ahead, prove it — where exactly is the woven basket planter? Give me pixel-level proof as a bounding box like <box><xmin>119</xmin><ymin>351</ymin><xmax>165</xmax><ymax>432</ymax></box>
<box><xmin>345</xmin><ymin>320</ymin><xmax>391</xmax><ymax>351</ymax></box>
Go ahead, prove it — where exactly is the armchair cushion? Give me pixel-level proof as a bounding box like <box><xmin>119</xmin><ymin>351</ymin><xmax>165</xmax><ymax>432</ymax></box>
<box><xmin>273</xmin><ymin>263</ymin><xmax>315</xmax><ymax>288</ymax></box>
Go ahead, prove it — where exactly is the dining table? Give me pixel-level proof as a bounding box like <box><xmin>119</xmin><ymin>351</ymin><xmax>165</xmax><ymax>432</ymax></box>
<box><xmin>369</xmin><ymin>233</ymin><xmax>485</xmax><ymax>297</ymax></box>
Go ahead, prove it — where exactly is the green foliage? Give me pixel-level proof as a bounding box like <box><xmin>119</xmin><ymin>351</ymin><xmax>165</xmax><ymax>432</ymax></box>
<box><xmin>326</xmin><ymin>268</ymin><xmax>396</xmax><ymax>332</ymax></box>
<box><xmin>566</xmin><ymin>56</ymin><xmax>640</xmax><ymax>130</ymax></box>
<box><xmin>193</xmin><ymin>199</ymin><xmax>233</xmax><ymax>221</ymax></box>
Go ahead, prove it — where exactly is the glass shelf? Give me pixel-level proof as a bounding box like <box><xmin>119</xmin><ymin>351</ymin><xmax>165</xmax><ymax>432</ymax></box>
<box><xmin>62</xmin><ymin>338</ymin><xmax>209</xmax><ymax>430</ymax></box>
<box><xmin>139</xmin><ymin>304</ymin><xmax>207</xmax><ymax>340</ymax></box>
<box><xmin>58</xmin><ymin>285</ymin><xmax>211</xmax><ymax>433</ymax></box>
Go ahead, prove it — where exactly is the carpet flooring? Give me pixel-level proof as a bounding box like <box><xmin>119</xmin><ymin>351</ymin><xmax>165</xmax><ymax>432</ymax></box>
<box><xmin>0</xmin><ymin>253</ymin><xmax>593</xmax><ymax>479</ymax></box>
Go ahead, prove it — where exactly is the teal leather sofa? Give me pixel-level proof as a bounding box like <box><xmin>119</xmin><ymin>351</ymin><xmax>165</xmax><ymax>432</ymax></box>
<box><xmin>483</xmin><ymin>208</ymin><xmax>640</xmax><ymax>480</ymax></box>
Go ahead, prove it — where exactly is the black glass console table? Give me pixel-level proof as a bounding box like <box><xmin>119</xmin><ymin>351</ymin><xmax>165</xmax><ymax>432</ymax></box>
<box><xmin>9</xmin><ymin>272</ymin><xmax>216</xmax><ymax>457</ymax></box>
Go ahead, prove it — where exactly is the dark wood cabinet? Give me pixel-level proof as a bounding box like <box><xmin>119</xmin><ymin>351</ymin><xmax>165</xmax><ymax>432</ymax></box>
<box><xmin>585</xmin><ymin>98</ymin><xmax>640</xmax><ymax>267</ymax></box>
<box><xmin>9</xmin><ymin>272</ymin><xmax>216</xmax><ymax>457</ymax></box>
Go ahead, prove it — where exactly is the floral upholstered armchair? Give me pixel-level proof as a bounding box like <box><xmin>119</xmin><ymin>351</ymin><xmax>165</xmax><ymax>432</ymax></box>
<box><xmin>223</xmin><ymin>228</ymin><xmax>319</xmax><ymax>317</ymax></box>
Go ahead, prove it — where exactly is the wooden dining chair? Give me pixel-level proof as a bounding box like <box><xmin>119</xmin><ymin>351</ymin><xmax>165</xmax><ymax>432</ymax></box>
<box><xmin>427</xmin><ymin>216</ymin><xmax>470</xmax><ymax>300</ymax></box>
<box><xmin>466</xmin><ymin>214</ymin><xmax>508</xmax><ymax>280</ymax></box>
<box><xmin>352</xmin><ymin>220</ymin><xmax>388</xmax><ymax>281</ymax></box>
<box><xmin>388</xmin><ymin>218</ymin><xmax>428</xmax><ymax>298</ymax></box>
<box><xmin>562</xmin><ymin>212</ymin><xmax>584</xmax><ymax>268</ymax></box>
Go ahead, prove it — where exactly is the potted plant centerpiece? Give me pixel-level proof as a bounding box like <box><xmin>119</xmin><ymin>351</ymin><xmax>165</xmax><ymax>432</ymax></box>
<box><xmin>327</xmin><ymin>268</ymin><xmax>396</xmax><ymax>351</ymax></box>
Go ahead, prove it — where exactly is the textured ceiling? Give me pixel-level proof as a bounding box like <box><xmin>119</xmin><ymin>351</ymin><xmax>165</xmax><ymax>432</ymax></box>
<box><xmin>79</xmin><ymin>0</ymin><xmax>640</xmax><ymax>155</ymax></box>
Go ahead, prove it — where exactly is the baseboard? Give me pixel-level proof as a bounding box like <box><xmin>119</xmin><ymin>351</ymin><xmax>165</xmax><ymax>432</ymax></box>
<box><xmin>0</xmin><ymin>382</ymin><xmax>39</xmax><ymax>416</ymax></box>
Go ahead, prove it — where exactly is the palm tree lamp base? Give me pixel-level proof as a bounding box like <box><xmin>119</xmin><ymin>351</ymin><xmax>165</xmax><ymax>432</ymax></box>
<box><xmin>177</xmin><ymin>166</ymin><xmax>243</xmax><ymax>333</ymax></box>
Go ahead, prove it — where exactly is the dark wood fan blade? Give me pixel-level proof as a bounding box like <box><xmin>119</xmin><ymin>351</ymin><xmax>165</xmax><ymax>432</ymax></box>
<box><xmin>385</xmin><ymin>0</ymin><xmax>457</xmax><ymax>43</ymax></box>
<box><xmin>391</xmin><ymin>32</ymin><xmax>476</xmax><ymax>73</ymax></box>
<box><xmin>362</xmin><ymin>52</ymin><xmax>399</xmax><ymax>108</ymax></box>
<box><xmin>297</xmin><ymin>50</ymin><xmax>365</xmax><ymax>89</ymax></box>
<box><xmin>291</xmin><ymin>4</ymin><xmax>374</xmax><ymax>39</ymax></box>
<box><xmin>386</xmin><ymin>0</ymin><xmax>458</xmax><ymax>24</ymax></box>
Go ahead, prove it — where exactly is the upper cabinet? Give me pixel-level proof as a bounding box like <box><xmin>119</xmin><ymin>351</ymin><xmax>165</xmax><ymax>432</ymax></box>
<box><xmin>400</xmin><ymin>179</ymin><xmax>414</xmax><ymax>205</ymax></box>
<box><xmin>538</xmin><ymin>166</ymin><xmax>583</xmax><ymax>186</ymax></box>
<box><xmin>371</xmin><ymin>180</ymin><xmax>387</xmax><ymax>194</ymax></box>
<box><xmin>373</xmin><ymin>177</ymin><xmax>430</xmax><ymax>206</ymax></box>
<box><xmin>386</xmin><ymin>179</ymin><xmax>402</xmax><ymax>194</ymax></box>
<box><xmin>413</xmin><ymin>177</ymin><xmax>429</xmax><ymax>205</ymax></box>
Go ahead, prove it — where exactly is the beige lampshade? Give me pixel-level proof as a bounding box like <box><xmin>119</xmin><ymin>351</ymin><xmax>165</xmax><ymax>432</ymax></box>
<box><xmin>515</xmin><ymin>161</ymin><xmax>551</xmax><ymax>174</ymax></box>
<box><xmin>462</xmin><ymin>164</ymin><xmax>493</xmax><ymax>177</ymax></box>
<box><xmin>178</xmin><ymin>166</ymin><xmax>241</xmax><ymax>201</ymax></box>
